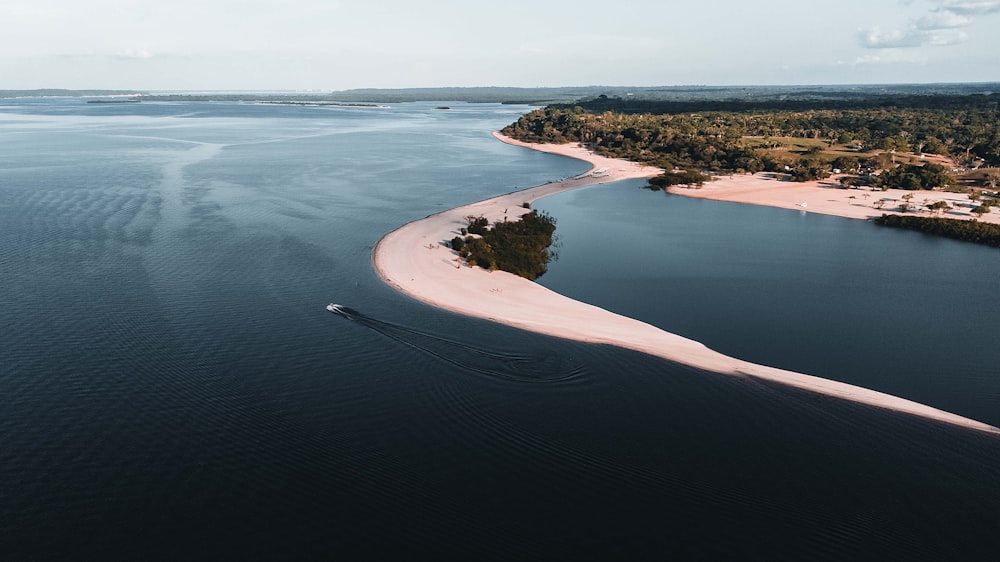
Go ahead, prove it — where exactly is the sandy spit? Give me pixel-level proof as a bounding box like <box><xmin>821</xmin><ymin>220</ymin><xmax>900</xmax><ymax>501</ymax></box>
<box><xmin>370</xmin><ymin>132</ymin><xmax>998</xmax><ymax>434</ymax></box>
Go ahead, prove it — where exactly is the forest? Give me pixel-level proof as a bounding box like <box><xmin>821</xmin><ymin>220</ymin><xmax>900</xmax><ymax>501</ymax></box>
<box><xmin>501</xmin><ymin>93</ymin><xmax>1000</xmax><ymax>188</ymax></box>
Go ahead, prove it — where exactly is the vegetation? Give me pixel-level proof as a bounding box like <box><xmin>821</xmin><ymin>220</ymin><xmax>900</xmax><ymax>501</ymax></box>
<box><xmin>464</xmin><ymin>215</ymin><xmax>490</xmax><ymax>235</ymax></box>
<box><xmin>647</xmin><ymin>170</ymin><xmax>712</xmax><ymax>189</ymax></box>
<box><xmin>873</xmin><ymin>214</ymin><xmax>1000</xmax><ymax>247</ymax></box>
<box><xmin>456</xmin><ymin>211</ymin><xmax>558</xmax><ymax>280</ymax></box>
<box><xmin>501</xmin><ymin>93</ymin><xmax>1000</xmax><ymax>190</ymax></box>
<box><xmin>926</xmin><ymin>201</ymin><xmax>951</xmax><ymax>215</ymax></box>
<box><xmin>972</xmin><ymin>204</ymin><xmax>992</xmax><ymax>218</ymax></box>
<box><xmin>873</xmin><ymin>163</ymin><xmax>954</xmax><ymax>190</ymax></box>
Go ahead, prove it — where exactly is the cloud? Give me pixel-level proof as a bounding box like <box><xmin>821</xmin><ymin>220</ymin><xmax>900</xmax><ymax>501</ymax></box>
<box><xmin>858</xmin><ymin>27</ymin><xmax>925</xmax><ymax>48</ymax></box>
<box><xmin>915</xmin><ymin>11</ymin><xmax>972</xmax><ymax>28</ymax></box>
<box><xmin>858</xmin><ymin>0</ymin><xmax>999</xmax><ymax>48</ymax></box>
<box><xmin>937</xmin><ymin>1</ymin><xmax>1000</xmax><ymax>15</ymax></box>
<box><xmin>836</xmin><ymin>50</ymin><xmax>929</xmax><ymax>67</ymax></box>
<box><xmin>925</xmin><ymin>29</ymin><xmax>969</xmax><ymax>45</ymax></box>
<box><xmin>857</xmin><ymin>26</ymin><xmax>968</xmax><ymax>48</ymax></box>
<box><xmin>853</xmin><ymin>54</ymin><xmax>883</xmax><ymax>65</ymax></box>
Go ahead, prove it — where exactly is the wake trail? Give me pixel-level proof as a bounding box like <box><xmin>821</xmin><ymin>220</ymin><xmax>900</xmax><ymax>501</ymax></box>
<box><xmin>328</xmin><ymin>305</ymin><xmax>584</xmax><ymax>384</ymax></box>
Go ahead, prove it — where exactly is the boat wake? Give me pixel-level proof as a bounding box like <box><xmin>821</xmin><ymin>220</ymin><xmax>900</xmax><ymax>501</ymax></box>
<box><xmin>326</xmin><ymin>303</ymin><xmax>585</xmax><ymax>383</ymax></box>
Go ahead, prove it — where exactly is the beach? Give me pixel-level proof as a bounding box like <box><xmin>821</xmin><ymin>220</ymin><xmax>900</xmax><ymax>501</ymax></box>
<box><xmin>372</xmin><ymin>132</ymin><xmax>999</xmax><ymax>433</ymax></box>
<box><xmin>669</xmin><ymin>172</ymin><xmax>1000</xmax><ymax>225</ymax></box>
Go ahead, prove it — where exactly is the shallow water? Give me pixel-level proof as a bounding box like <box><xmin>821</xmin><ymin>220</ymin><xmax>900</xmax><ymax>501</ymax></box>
<box><xmin>2</xmin><ymin>98</ymin><xmax>999</xmax><ymax>560</ymax></box>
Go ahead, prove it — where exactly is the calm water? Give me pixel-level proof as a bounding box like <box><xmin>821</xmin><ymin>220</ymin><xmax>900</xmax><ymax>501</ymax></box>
<box><xmin>2</xmin><ymin>98</ymin><xmax>999</xmax><ymax>560</ymax></box>
<box><xmin>536</xmin><ymin>180</ymin><xmax>1000</xmax><ymax>426</ymax></box>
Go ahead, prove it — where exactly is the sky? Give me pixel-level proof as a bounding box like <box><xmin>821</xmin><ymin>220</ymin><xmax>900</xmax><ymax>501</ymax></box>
<box><xmin>1</xmin><ymin>0</ymin><xmax>999</xmax><ymax>90</ymax></box>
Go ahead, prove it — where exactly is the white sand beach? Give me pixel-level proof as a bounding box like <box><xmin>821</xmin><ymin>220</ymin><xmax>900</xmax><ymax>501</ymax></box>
<box><xmin>670</xmin><ymin>173</ymin><xmax>1000</xmax><ymax>225</ymax></box>
<box><xmin>372</xmin><ymin>132</ymin><xmax>999</xmax><ymax>434</ymax></box>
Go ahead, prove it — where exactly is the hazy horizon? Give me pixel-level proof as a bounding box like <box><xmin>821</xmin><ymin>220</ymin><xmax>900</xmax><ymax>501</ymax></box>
<box><xmin>2</xmin><ymin>1</ymin><xmax>999</xmax><ymax>90</ymax></box>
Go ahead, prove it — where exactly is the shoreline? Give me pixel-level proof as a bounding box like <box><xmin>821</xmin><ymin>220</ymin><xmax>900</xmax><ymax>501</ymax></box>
<box><xmin>371</xmin><ymin>132</ymin><xmax>999</xmax><ymax>434</ymax></box>
<box><xmin>668</xmin><ymin>173</ymin><xmax>1000</xmax><ymax>226</ymax></box>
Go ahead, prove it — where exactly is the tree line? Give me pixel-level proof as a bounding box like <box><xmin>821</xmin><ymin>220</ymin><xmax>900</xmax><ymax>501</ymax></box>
<box><xmin>501</xmin><ymin>96</ymin><xmax>1000</xmax><ymax>185</ymax></box>
<box><xmin>873</xmin><ymin>214</ymin><xmax>1000</xmax><ymax>247</ymax></box>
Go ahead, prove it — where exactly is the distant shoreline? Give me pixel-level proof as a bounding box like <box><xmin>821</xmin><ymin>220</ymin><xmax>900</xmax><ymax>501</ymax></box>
<box><xmin>371</xmin><ymin>132</ymin><xmax>999</xmax><ymax>434</ymax></box>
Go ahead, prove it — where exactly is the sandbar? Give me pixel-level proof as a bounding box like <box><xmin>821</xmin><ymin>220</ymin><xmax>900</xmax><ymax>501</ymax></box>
<box><xmin>372</xmin><ymin>132</ymin><xmax>999</xmax><ymax>434</ymax></box>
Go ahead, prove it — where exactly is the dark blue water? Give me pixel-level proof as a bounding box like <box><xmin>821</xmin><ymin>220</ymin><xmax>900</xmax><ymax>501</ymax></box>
<box><xmin>2</xmin><ymin>98</ymin><xmax>999</xmax><ymax>560</ymax></box>
<box><xmin>536</xmin><ymin>180</ymin><xmax>1000</xmax><ymax>427</ymax></box>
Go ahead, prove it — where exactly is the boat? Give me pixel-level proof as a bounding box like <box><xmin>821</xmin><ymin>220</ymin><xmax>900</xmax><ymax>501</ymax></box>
<box><xmin>326</xmin><ymin>303</ymin><xmax>343</xmax><ymax>313</ymax></box>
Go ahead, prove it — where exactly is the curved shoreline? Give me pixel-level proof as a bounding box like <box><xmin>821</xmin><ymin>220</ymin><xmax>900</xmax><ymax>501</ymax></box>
<box><xmin>372</xmin><ymin>132</ymin><xmax>999</xmax><ymax>434</ymax></box>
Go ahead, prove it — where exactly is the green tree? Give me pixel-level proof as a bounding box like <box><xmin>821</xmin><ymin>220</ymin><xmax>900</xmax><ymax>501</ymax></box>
<box><xmin>926</xmin><ymin>201</ymin><xmax>951</xmax><ymax>215</ymax></box>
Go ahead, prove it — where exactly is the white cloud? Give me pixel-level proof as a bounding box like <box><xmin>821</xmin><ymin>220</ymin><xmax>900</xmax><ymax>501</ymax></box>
<box><xmin>858</xmin><ymin>0</ymin><xmax>1000</xmax><ymax>48</ymax></box>
<box><xmin>915</xmin><ymin>11</ymin><xmax>972</xmax><ymax>28</ymax></box>
<box><xmin>858</xmin><ymin>27</ymin><xmax>926</xmax><ymax>48</ymax></box>
<box><xmin>937</xmin><ymin>1</ymin><xmax>1000</xmax><ymax>15</ymax></box>
<box><xmin>842</xmin><ymin>50</ymin><xmax>929</xmax><ymax>67</ymax></box>
<box><xmin>925</xmin><ymin>29</ymin><xmax>969</xmax><ymax>45</ymax></box>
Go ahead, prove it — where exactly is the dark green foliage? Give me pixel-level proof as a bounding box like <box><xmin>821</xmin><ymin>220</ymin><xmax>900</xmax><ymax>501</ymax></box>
<box><xmin>461</xmin><ymin>211</ymin><xmax>557</xmax><ymax>280</ymax></box>
<box><xmin>926</xmin><ymin>201</ymin><xmax>951</xmax><ymax>214</ymax></box>
<box><xmin>832</xmin><ymin>156</ymin><xmax>860</xmax><ymax>173</ymax></box>
<box><xmin>570</xmin><ymin>92</ymin><xmax>1000</xmax><ymax>116</ymax></box>
<box><xmin>465</xmin><ymin>215</ymin><xmax>489</xmax><ymax>235</ymax></box>
<box><xmin>502</xmin><ymin>95</ymin><xmax>1000</xmax><ymax>171</ymax></box>
<box><xmin>873</xmin><ymin>214</ymin><xmax>1000</xmax><ymax>247</ymax></box>
<box><xmin>840</xmin><ymin>175</ymin><xmax>872</xmax><ymax>188</ymax></box>
<box><xmin>787</xmin><ymin>161</ymin><xmax>831</xmax><ymax>182</ymax></box>
<box><xmin>648</xmin><ymin>170</ymin><xmax>711</xmax><ymax>189</ymax></box>
<box><xmin>450</xmin><ymin>236</ymin><xmax>465</xmax><ymax>251</ymax></box>
<box><xmin>875</xmin><ymin>163</ymin><xmax>955</xmax><ymax>190</ymax></box>
<box><xmin>502</xmin><ymin>107</ymin><xmax>761</xmax><ymax>173</ymax></box>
